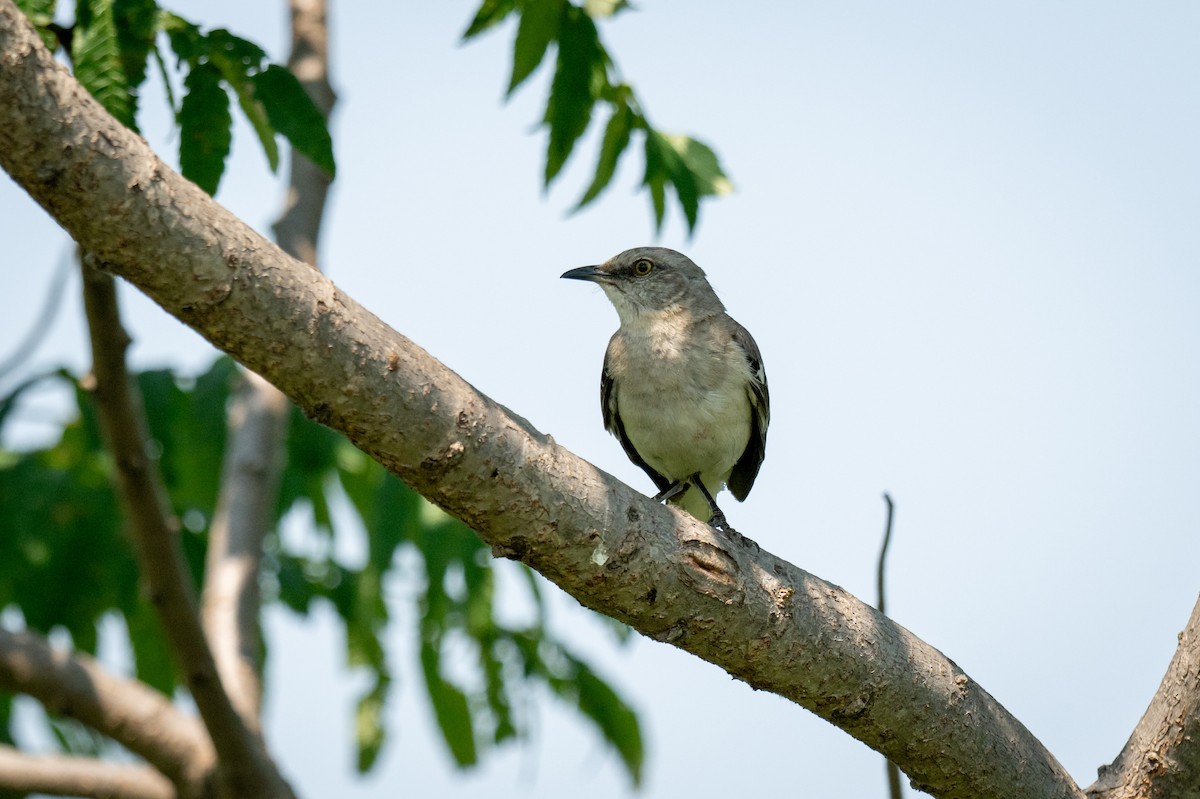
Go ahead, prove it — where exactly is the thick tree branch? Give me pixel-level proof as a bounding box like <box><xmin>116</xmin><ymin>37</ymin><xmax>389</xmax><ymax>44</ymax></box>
<box><xmin>0</xmin><ymin>5</ymin><xmax>1099</xmax><ymax>798</ymax></box>
<box><xmin>0</xmin><ymin>744</ymin><xmax>174</xmax><ymax>799</ymax></box>
<box><xmin>1088</xmin><ymin>593</ymin><xmax>1200</xmax><ymax>799</ymax></box>
<box><xmin>0</xmin><ymin>626</ymin><xmax>212</xmax><ymax>797</ymax></box>
<box><xmin>79</xmin><ymin>265</ymin><xmax>295</xmax><ymax>799</ymax></box>
<box><xmin>199</xmin><ymin>0</ymin><xmax>337</xmax><ymax>734</ymax></box>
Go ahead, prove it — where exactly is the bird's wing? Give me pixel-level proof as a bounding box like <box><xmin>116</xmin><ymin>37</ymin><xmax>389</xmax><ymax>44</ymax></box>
<box><xmin>727</xmin><ymin>319</ymin><xmax>769</xmax><ymax>501</ymax></box>
<box><xmin>602</xmin><ymin>343</ymin><xmax>673</xmax><ymax>493</ymax></box>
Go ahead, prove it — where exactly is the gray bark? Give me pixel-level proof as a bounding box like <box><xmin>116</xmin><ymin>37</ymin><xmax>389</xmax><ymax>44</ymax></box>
<box><xmin>0</xmin><ymin>627</ymin><xmax>213</xmax><ymax>797</ymax></box>
<box><xmin>1088</xmin><ymin>595</ymin><xmax>1200</xmax><ymax>799</ymax></box>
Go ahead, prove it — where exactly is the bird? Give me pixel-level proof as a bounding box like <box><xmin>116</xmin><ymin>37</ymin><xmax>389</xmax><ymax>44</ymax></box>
<box><xmin>561</xmin><ymin>246</ymin><xmax>768</xmax><ymax>529</ymax></box>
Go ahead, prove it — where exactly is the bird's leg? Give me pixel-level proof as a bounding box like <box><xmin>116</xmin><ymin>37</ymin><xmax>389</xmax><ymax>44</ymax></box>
<box><xmin>688</xmin><ymin>475</ymin><xmax>729</xmax><ymax>530</ymax></box>
<box><xmin>652</xmin><ymin>480</ymin><xmax>689</xmax><ymax>504</ymax></box>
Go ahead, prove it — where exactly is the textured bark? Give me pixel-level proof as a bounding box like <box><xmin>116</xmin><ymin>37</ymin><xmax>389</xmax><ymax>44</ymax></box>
<box><xmin>1089</xmin><ymin>595</ymin><xmax>1200</xmax><ymax>799</ymax></box>
<box><xmin>0</xmin><ymin>627</ymin><xmax>213</xmax><ymax>797</ymax></box>
<box><xmin>6</xmin><ymin>3</ymin><xmax>1187</xmax><ymax>798</ymax></box>
<box><xmin>81</xmin><ymin>266</ymin><xmax>296</xmax><ymax>799</ymax></box>
<box><xmin>0</xmin><ymin>745</ymin><xmax>174</xmax><ymax>799</ymax></box>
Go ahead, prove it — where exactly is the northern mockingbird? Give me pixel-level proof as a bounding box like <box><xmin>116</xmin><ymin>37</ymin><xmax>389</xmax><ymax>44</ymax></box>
<box><xmin>562</xmin><ymin>247</ymin><xmax>769</xmax><ymax>529</ymax></box>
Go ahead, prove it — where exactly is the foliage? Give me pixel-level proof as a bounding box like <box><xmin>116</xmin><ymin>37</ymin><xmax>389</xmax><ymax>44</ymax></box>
<box><xmin>15</xmin><ymin>0</ymin><xmax>335</xmax><ymax>195</ymax></box>
<box><xmin>0</xmin><ymin>359</ymin><xmax>643</xmax><ymax>782</ymax></box>
<box><xmin>463</xmin><ymin>0</ymin><xmax>732</xmax><ymax>233</ymax></box>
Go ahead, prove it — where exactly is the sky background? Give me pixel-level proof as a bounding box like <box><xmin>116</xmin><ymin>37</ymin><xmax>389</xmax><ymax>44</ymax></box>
<box><xmin>2</xmin><ymin>1</ymin><xmax>1199</xmax><ymax>797</ymax></box>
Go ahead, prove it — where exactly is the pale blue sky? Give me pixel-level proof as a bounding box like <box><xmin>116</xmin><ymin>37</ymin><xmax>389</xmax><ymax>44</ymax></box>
<box><xmin>2</xmin><ymin>2</ymin><xmax>1199</xmax><ymax>797</ymax></box>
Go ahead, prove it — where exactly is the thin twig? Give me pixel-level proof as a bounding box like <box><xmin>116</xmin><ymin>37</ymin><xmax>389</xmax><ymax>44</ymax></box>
<box><xmin>0</xmin><ymin>626</ymin><xmax>212</xmax><ymax>797</ymax></box>
<box><xmin>80</xmin><ymin>262</ymin><xmax>296</xmax><ymax>799</ymax></box>
<box><xmin>877</xmin><ymin>493</ymin><xmax>904</xmax><ymax>799</ymax></box>
<box><xmin>0</xmin><ymin>247</ymin><xmax>71</xmax><ymax>383</ymax></box>
<box><xmin>0</xmin><ymin>744</ymin><xmax>174</xmax><ymax>799</ymax></box>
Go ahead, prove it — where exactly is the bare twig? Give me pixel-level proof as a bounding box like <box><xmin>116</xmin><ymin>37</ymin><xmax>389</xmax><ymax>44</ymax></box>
<box><xmin>877</xmin><ymin>493</ymin><xmax>904</xmax><ymax>799</ymax></box>
<box><xmin>0</xmin><ymin>626</ymin><xmax>212</xmax><ymax>797</ymax></box>
<box><xmin>79</xmin><ymin>263</ymin><xmax>296</xmax><ymax>799</ymax></box>
<box><xmin>199</xmin><ymin>0</ymin><xmax>336</xmax><ymax>733</ymax></box>
<box><xmin>0</xmin><ymin>248</ymin><xmax>71</xmax><ymax>382</ymax></box>
<box><xmin>0</xmin><ymin>744</ymin><xmax>174</xmax><ymax>799</ymax></box>
<box><xmin>1088</xmin><ymin>593</ymin><xmax>1200</xmax><ymax>799</ymax></box>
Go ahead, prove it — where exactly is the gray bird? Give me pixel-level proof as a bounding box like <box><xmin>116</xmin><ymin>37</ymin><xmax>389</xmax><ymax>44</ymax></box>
<box><xmin>562</xmin><ymin>247</ymin><xmax>769</xmax><ymax>528</ymax></box>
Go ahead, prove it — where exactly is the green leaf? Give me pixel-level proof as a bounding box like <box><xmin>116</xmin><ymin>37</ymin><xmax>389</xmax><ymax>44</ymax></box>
<box><xmin>125</xmin><ymin>598</ymin><xmax>176</xmax><ymax>695</ymax></box>
<box><xmin>583</xmin><ymin>0</ymin><xmax>631</xmax><ymax>17</ymax></box>
<box><xmin>113</xmin><ymin>0</ymin><xmax>159</xmax><ymax>97</ymax></box>
<box><xmin>15</xmin><ymin>0</ymin><xmax>58</xmax><ymax>49</ymax></box>
<box><xmin>575</xmin><ymin>99</ymin><xmax>633</xmax><ymax>209</ymax></box>
<box><xmin>573</xmin><ymin>661</ymin><xmax>643</xmax><ymax>784</ymax></box>
<box><xmin>252</xmin><ymin>65</ymin><xmax>335</xmax><ymax>177</ymax></box>
<box><xmin>543</xmin><ymin>8</ymin><xmax>605</xmax><ymax>184</ymax></box>
<box><xmin>642</xmin><ymin>130</ymin><xmax>668</xmax><ymax>231</ymax></box>
<box><xmin>72</xmin><ymin>0</ymin><xmax>136</xmax><ymax>128</ymax></box>
<box><xmin>178</xmin><ymin>61</ymin><xmax>232</xmax><ymax>195</ymax></box>
<box><xmin>420</xmin><ymin>641</ymin><xmax>477</xmax><ymax>767</ymax></box>
<box><xmin>507</xmin><ymin>0</ymin><xmax>563</xmax><ymax>95</ymax></box>
<box><xmin>462</xmin><ymin>0</ymin><xmax>517</xmax><ymax>40</ymax></box>
<box><xmin>198</xmin><ymin>29</ymin><xmax>278</xmax><ymax>171</ymax></box>
<box><xmin>355</xmin><ymin>675</ymin><xmax>390</xmax><ymax>773</ymax></box>
<box><xmin>662</xmin><ymin>133</ymin><xmax>733</xmax><ymax>197</ymax></box>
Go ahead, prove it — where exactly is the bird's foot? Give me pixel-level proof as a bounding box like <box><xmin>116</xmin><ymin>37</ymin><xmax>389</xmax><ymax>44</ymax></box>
<box><xmin>653</xmin><ymin>481</ymin><xmax>689</xmax><ymax>504</ymax></box>
<box><xmin>709</xmin><ymin>516</ymin><xmax>760</xmax><ymax>551</ymax></box>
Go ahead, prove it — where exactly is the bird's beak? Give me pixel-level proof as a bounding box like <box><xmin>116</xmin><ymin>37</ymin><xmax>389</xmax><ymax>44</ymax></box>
<box><xmin>560</xmin><ymin>265</ymin><xmax>607</xmax><ymax>282</ymax></box>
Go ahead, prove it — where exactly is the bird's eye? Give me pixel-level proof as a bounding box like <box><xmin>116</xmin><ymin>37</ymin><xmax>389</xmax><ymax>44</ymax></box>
<box><xmin>633</xmin><ymin>259</ymin><xmax>653</xmax><ymax>277</ymax></box>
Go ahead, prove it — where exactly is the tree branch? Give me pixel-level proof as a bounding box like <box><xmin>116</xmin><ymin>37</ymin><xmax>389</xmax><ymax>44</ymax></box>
<box><xmin>0</xmin><ymin>626</ymin><xmax>212</xmax><ymax>797</ymax></box>
<box><xmin>199</xmin><ymin>0</ymin><xmax>337</xmax><ymax>735</ymax></box>
<box><xmin>79</xmin><ymin>263</ymin><xmax>295</xmax><ymax>799</ymax></box>
<box><xmin>0</xmin><ymin>744</ymin><xmax>174</xmax><ymax>799</ymax></box>
<box><xmin>0</xmin><ymin>5</ymin><xmax>1095</xmax><ymax>797</ymax></box>
<box><xmin>1088</xmin><ymin>593</ymin><xmax>1200</xmax><ymax>799</ymax></box>
<box><xmin>200</xmin><ymin>369</ymin><xmax>284</xmax><ymax>734</ymax></box>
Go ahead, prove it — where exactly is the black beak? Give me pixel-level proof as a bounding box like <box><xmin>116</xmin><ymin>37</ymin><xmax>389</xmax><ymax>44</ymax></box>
<box><xmin>560</xmin><ymin>265</ymin><xmax>607</xmax><ymax>282</ymax></box>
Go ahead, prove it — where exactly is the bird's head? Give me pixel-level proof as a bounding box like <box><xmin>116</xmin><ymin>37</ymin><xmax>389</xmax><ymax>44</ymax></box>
<box><xmin>561</xmin><ymin>247</ymin><xmax>724</xmax><ymax>322</ymax></box>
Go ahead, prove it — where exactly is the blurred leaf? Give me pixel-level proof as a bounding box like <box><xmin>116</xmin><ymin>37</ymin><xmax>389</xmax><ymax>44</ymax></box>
<box><xmin>203</xmin><ymin>29</ymin><xmax>278</xmax><ymax>172</ymax></box>
<box><xmin>125</xmin><ymin>597</ymin><xmax>176</xmax><ymax>695</ymax></box>
<box><xmin>252</xmin><ymin>65</ymin><xmax>336</xmax><ymax>177</ymax></box>
<box><xmin>161</xmin><ymin>12</ymin><xmax>203</xmax><ymax>63</ymax></box>
<box><xmin>642</xmin><ymin>130</ymin><xmax>667</xmax><ymax>230</ymax></box>
<box><xmin>543</xmin><ymin>7</ymin><xmax>605</xmax><ymax>184</ymax></box>
<box><xmin>72</xmin><ymin>0</ymin><xmax>136</xmax><ymax>128</ymax></box>
<box><xmin>47</xmin><ymin>716</ymin><xmax>107</xmax><ymax>758</ymax></box>
<box><xmin>420</xmin><ymin>640</ymin><xmax>477</xmax><ymax>767</ymax></box>
<box><xmin>575</xmin><ymin>98</ymin><xmax>633</xmax><ymax>209</ymax></box>
<box><xmin>573</xmin><ymin>659</ymin><xmax>643</xmax><ymax>784</ymax></box>
<box><xmin>583</xmin><ymin>0</ymin><xmax>631</xmax><ymax>17</ymax></box>
<box><xmin>277</xmin><ymin>405</ymin><xmax>341</xmax><ymax>534</ymax></box>
<box><xmin>507</xmin><ymin>0</ymin><xmax>563</xmax><ymax>95</ymax></box>
<box><xmin>179</xmin><ymin>61</ymin><xmax>232</xmax><ymax>195</ymax></box>
<box><xmin>15</xmin><ymin>0</ymin><xmax>58</xmax><ymax>49</ymax></box>
<box><xmin>112</xmin><ymin>0</ymin><xmax>159</xmax><ymax>98</ymax></box>
<box><xmin>355</xmin><ymin>675</ymin><xmax>390</xmax><ymax>773</ymax></box>
<box><xmin>462</xmin><ymin>0</ymin><xmax>517</xmax><ymax>39</ymax></box>
<box><xmin>662</xmin><ymin>133</ymin><xmax>733</xmax><ymax>197</ymax></box>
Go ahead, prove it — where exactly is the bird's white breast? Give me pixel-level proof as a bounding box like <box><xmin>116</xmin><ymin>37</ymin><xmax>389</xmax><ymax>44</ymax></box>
<box><xmin>608</xmin><ymin>311</ymin><xmax>752</xmax><ymax>488</ymax></box>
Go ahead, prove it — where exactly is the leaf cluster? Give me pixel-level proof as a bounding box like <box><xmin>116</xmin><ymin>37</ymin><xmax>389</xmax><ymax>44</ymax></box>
<box><xmin>15</xmin><ymin>0</ymin><xmax>335</xmax><ymax>195</ymax></box>
<box><xmin>463</xmin><ymin>0</ymin><xmax>732</xmax><ymax>233</ymax></box>
<box><xmin>0</xmin><ymin>358</ymin><xmax>642</xmax><ymax>784</ymax></box>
